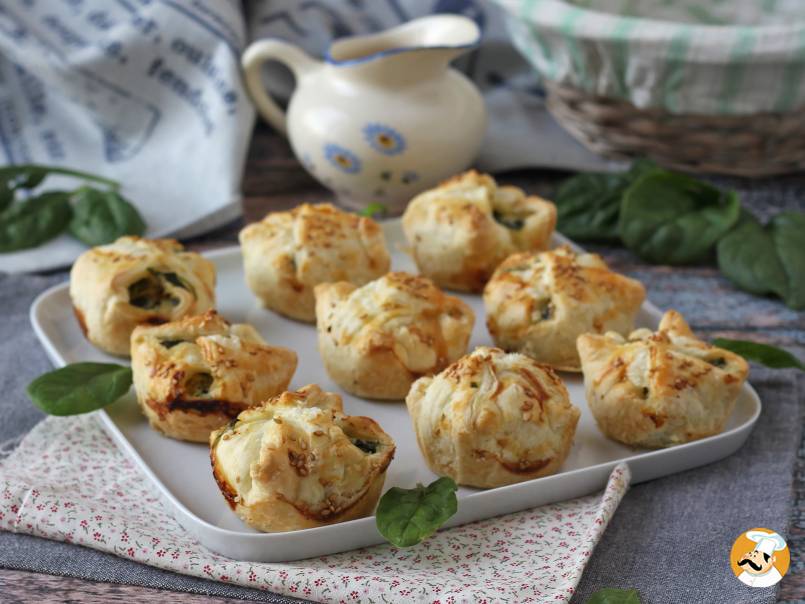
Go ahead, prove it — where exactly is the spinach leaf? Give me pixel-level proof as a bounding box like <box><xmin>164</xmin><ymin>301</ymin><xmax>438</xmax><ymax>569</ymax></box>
<box><xmin>717</xmin><ymin>210</ymin><xmax>805</xmax><ymax>310</ymax></box>
<box><xmin>376</xmin><ymin>476</ymin><xmax>458</xmax><ymax>547</ymax></box>
<box><xmin>554</xmin><ymin>159</ymin><xmax>658</xmax><ymax>242</ymax></box>
<box><xmin>771</xmin><ymin>211</ymin><xmax>805</xmax><ymax>310</ymax></box>
<box><xmin>0</xmin><ymin>165</ymin><xmax>49</xmax><ymax>211</ymax></box>
<box><xmin>359</xmin><ymin>202</ymin><xmax>386</xmax><ymax>218</ymax></box>
<box><xmin>619</xmin><ymin>171</ymin><xmax>741</xmax><ymax>265</ymax></box>
<box><xmin>68</xmin><ymin>186</ymin><xmax>146</xmax><ymax>246</ymax></box>
<box><xmin>0</xmin><ymin>191</ymin><xmax>72</xmax><ymax>252</ymax></box>
<box><xmin>717</xmin><ymin>211</ymin><xmax>789</xmax><ymax>300</ymax></box>
<box><xmin>27</xmin><ymin>362</ymin><xmax>133</xmax><ymax>416</ymax></box>
<box><xmin>587</xmin><ymin>587</ymin><xmax>642</xmax><ymax>604</ymax></box>
<box><xmin>554</xmin><ymin>172</ymin><xmax>625</xmax><ymax>242</ymax></box>
<box><xmin>713</xmin><ymin>338</ymin><xmax>804</xmax><ymax>371</ymax></box>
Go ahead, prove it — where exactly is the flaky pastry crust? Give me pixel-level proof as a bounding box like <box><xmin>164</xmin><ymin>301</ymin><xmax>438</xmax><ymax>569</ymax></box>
<box><xmin>577</xmin><ymin>310</ymin><xmax>749</xmax><ymax>448</ymax></box>
<box><xmin>239</xmin><ymin>203</ymin><xmax>390</xmax><ymax>322</ymax></box>
<box><xmin>70</xmin><ymin>237</ymin><xmax>216</xmax><ymax>356</ymax></box>
<box><xmin>406</xmin><ymin>346</ymin><xmax>579</xmax><ymax>488</ymax></box>
<box><xmin>209</xmin><ymin>384</ymin><xmax>395</xmax><ymax>532</ymax></box>
<box><xmin>131</xmin><ymin>311</ymin><xmax>297</xmax><ymax>442</ymax></box>
<box><xmin>402</xmin><ymin>170</ymin><xmax>556</xmax><ymax>292</ymax></box>
<box><xmin>484</xmin><ymin>246</ymin><xmax>645</xmax><ymax>371</ymax></box>
<box><xmin>314</xmin><ymin>272</ymin><xmax>474</xmax><ymax>400</ymax></box>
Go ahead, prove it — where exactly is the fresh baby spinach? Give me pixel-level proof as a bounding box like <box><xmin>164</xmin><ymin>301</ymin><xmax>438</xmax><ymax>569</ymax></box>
<box><xmin>0</xmin><ymin>164</ymin><xmax>145</xmax><ymax>252</ymax></box>
<box><xmin>0</xmin><ymin>191</ymin><xmax>73</xmax><ymax>252</ymax></box>
<box><xmin>717</xmin><ymin>211</ymin><xmax>805</xmax><ymax>310</ymax></box>
<box><xmin>376</xmin><ymin>476</ymin><xmax>458</xmax><ymax>547</ymax></box>
<box><xmin>619</xmin><ymin>171</ymin><xmax>741</xmax><ymax>265</ymax></box>
<box><xmin>712</xmin><ymin>338</ymin><xmax>804</xmax><ymax>371</ymax></box>
<box><xmin>587</xmin><ymin>587</ymin><xmax>642</xmax><ymax>604</ymax></box>
<box><xmin>27</xmin><ymin>362</ymin><xmax>133</xmax><ymax>416</ymax></box>
<box><xmin>554</xmin><ymin>159</ymin><xmax>658</xmax><ymax>242</ymax></box>
<box><xmin>68</xmin><ymin>187</ymin><xmax>146</xmax><ymax>246</ymax></box>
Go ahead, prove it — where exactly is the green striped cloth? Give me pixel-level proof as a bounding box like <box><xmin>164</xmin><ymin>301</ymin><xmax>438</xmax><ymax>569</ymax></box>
<box><xmin>496</xmin><ymin>0</ymin><xmax>805</xmax><ymax>114</ymax></box>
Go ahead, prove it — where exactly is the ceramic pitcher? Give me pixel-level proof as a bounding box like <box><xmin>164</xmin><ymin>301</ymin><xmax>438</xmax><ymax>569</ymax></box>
<box><xmin>242</xmin><ymin>15</ymin><xmax>486</xmax><ymax>214</ymax></box>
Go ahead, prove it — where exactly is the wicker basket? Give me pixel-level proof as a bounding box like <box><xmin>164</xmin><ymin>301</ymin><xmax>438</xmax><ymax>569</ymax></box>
<box><xmin>497</xmin><ymin>0</ymin><xmax>805</xmax><ymax>177</ymax></box>
<box><xmin>546</xmin><ymin>83</ymin><xmax>805</xmax><ymax>177</ymax></box>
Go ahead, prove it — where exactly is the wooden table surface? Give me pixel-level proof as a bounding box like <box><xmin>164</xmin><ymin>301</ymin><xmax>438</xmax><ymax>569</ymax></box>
<box><xmin>1</xmin><ymin>124</ymin><xmax>802</xmax><ymax>602</ymax></box>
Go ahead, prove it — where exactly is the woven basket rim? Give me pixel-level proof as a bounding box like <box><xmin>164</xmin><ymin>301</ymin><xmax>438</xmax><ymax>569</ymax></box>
<box><xmin>498</xmin><ymin>0</ymin><xmax>805</xmax><ymax>52</ymax></box>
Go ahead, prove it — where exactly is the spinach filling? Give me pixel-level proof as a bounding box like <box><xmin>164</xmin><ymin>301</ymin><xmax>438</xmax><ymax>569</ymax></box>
<box><xmin>493</xmin><ymin>210</ymin><xmax>525</xmax><ymax>230</ymax></box>
<box><xmin>351</xmin><ymin>438</ymin><xmax>378</xmax><ymax>454</ymax></box>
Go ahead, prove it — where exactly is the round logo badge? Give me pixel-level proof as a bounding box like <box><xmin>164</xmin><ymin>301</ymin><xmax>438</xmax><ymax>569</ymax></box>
<box><xmin>730</xmin><ymin>528</ymin><xmax>789</xmax><ymax>588</ymax></box>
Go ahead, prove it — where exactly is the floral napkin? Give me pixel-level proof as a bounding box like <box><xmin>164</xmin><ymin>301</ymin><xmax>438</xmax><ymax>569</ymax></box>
<box><xmin>0</xmin><ymin>414</ymin><xmax>630</xmax><ymax>603</ymax></box>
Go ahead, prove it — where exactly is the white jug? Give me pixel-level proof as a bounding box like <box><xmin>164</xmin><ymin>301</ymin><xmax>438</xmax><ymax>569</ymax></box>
<box><xmin>242</xmin><ymin>15</ymin><xmax>487</xmax><ymax>214</ymax></box>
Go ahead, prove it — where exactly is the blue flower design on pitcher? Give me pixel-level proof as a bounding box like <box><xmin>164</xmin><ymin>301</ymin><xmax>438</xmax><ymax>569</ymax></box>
<box><xmin>324</xmin><ymin>143</ymin><xmax>362</xmax><ymax>174</ymax></box>
<box><xmin>363</xmin><ymin>123</ymin><xmax>406</xmax><ymax>156</ymax></box>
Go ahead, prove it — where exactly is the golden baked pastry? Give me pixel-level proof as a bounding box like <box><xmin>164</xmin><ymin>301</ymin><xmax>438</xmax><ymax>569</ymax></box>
<box><xmin>70</xmin><ymin>236</ymin><xmax>216</xmax><ymax>356</ymax></box>
<box><xmin>484</xmin><ymin>246</ymin><xmax>645</xmax><ymax>371</ymax></box>
<box><xmin>209</xmin><ymin>384</ymin><xmax>395</xmax><ymax>532</ymax></box>
<box><xmin>406</xmin><ymin>346</ymin><xmax>580</xmax><ymax>488</ymax></box>
<box><xmin>577</xmin><ymin>310</ymin><xmax>749</xmax><ymax>448</ymax></box>
<box><xmin>239</xmin><ymin>203</ymin><xmax>391</xmax><ymax>322</ymax></box>
<box><xmin>402</xmin><ymin>170</ymin><xmax>556</xmax><ymax>292</ymax></box>
<box><xmin>131</xmin><ymin>311</ymin><xmax>297</xmax><ymax>443</ymax></box>
<box><xmin>314</xmin><ymin>272</ymin><xmax>475</xmax><ymax>400</ymax></box>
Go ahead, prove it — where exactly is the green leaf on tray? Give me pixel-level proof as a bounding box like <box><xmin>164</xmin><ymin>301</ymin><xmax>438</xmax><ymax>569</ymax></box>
<box><xmin>717</xmin><ymin>211</ymin><xmax>805</xmax><ymax>310</ymax></box>
<box><xmin>554</xmin><ymin>160</ymin><xmax>658</xmax><ymax>242</ymax></box>
<box><xmin>359</xmin><ymin>202</ymin><xmax>387</xmax><ymax>219</ymax></box>
<box><xmin>27</xmin><ymin>362</ymin><xmax>133</xmax><ymax>416</ymax></box>
<box><xmin>0</xmin><ymin>191</ymin><xmax>73</xmax><ymax>252</ymax></box>
<box><xmin>68</xmin><ymin>186</ymin><xmax>146</xmax><ymax>246</ymax></box>
<box><xmin>619</xmin><ymin>171</ymin><xmax>741</xmax><ymax>265</ymax></box>
<box><xmin>586</xmin><ymin>587</ymin><xmax>642</xmax><ymax>604</ymax></box>
<box><xmin>375</xmin><ymin>476</ymin><xmax>458</xmax><ymax>547</ymax></box>
<box><xmin>712</xmin><ymin>338</ymin><xmax>805</xmax><ymax>371</ymax></box>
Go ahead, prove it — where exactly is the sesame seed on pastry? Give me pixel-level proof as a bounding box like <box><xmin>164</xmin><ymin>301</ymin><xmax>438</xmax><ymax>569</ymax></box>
<box><xmin>314</xmin><ymin>272</ymin><xmax>475</xmax><ymax>400</ymax></box>
<box><xmin>239</xmin><ymin>203</ymin><xmax>391</xmax><ymax>322</ymax></box>
<box><xmin>131</xmin><ymin>310</ymin><xmax>297</xmax><ymax>443</ymax></box>
<box><xmin>402</xmin><ymin>170</ymin><xmax>556</xmax><ymax>293</ymax></box>
<box><xmin>483</xmin><ymin>246</ymin><xmax>646</xmax><ymax>371</ymax></box>
<box><xmin>69</xmin><ymin>236</ymin><xmax>216</xmax><ymax>356</ymax></box>
<box><xmin>577</xmin><ymin>310</ymin><xmax>749</xmax><ymax>449</ymax></box>
<box><xmin>406</xmin><ymin>346</ymin><xmax>580</xmax><ymax>488</ymax></box>
<box><xmin>209</xmin><ymin>384</ymin><xmax>395</xmax><ymax>532</ymax></box>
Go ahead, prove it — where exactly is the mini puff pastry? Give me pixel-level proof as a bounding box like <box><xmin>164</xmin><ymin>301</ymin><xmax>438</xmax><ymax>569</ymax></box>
<box><xmin>406</xmin><ymin>347</ymin><xmax>580</xmax><ymax>488</ymax></box>
<box><xmin>577</xmin><ymin>310</ymin><xmax>749</xmax><ymax>448</ymax></box>
<box><xmin>315</xmin><ymin>272</ymin><xmax>474</xmax><ymax>400</ymax></box>
<box><xmin>209</xmin><ymin>384</ymin><xmax>395</xmax><ymax>532</ymax></box>
<box><xmin>484</xmin><ymin>246</ymin><xmax>646</xmax><ymax>371</ymax></box>
<box><xmin>131</xmin><ymin>311</ymin><xmax>297</xmax><ymax>443</ymax></box>
<box><xmin>402</xmin><ymin>170</ymin><xmax>556</xmax><ymax>292</ymax></box>
<box><xmin>70</xmin><ymin>237</ymin><xmax>216</xmax><ymax>356</ymax></box>
<box><xmin>239</xmin><ymin>203</ymin><xmax>391</xmax><ymax>322</ymax></box>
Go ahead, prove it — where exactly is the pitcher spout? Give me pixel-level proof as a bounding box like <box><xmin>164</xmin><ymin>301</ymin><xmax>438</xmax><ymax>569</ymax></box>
<box><xmin>325</xmin><ymin>14</ymin><xmax>481</xmax><ymax>81</ymax></box>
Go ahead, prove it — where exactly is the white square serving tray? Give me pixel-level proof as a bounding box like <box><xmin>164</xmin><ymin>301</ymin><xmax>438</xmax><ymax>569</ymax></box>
<box><xmin>30</xmin><ymin>219</ymin><xmax>761</xmax><ymax>562</ymax></box>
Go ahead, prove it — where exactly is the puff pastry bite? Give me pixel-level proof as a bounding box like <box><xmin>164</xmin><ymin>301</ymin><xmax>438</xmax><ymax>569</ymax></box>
<box><xmin>402</xmin><ymin>170</ymin><xmax>557</xmax><ymax>292</ymax></box>
<box><xmin>210</xmin><ymin>384</ymin><xmax>395</xmax><ymax>532</ymax></box>
<box><xmin>406</xmin><ymin>347</ymin><xmax>579</xmax><ymax>488</ymax></box>
<box><xmin>315</xmin><ymin>272</ymin><xmax>474</xmax><ymax>400</ymax></box>
<box><xmin>131</xmin><ymin>311</ymin><xmax>297</xmax><ymax>443</ymax></box>
<box><xmin>484</xmin><ymin>246</ymin><xmax>645</xmax><ymax>371</ymax></box>
<box><xmin>239</xmin><ymin>203</ymin><xmax>390</xmax><ymax>322</ymax></box>
<box><xmin>578</xmin><ymin>310</ymin><xmax>749</xmax><ymax>449</ymax></box>
<box><xmin>70</xmin><ymin>237</ymin><xmax>216</xmax><ymax>356</ymax></box>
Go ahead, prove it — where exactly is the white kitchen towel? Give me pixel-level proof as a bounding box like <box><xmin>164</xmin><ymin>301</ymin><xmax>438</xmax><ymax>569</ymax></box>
<box><xmin>0</xmin><ymin>0</ymin><xmax>612</xmax><ymax>274</ymax></box>
<box><xmin>0</xmin><ymin>413</ymin><xmax>630</xmax><ymax>603</ymax></box>
<box><xmin>0</xmin><ymin>0</ymin><xmax>256</xmax><ymax>273</ymax></box>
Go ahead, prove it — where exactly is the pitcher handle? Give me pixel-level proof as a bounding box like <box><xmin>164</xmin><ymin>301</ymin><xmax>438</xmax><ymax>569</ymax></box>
<box><xmin>241</xmin><ymin>40</ymin><xmax>319</xmax><ymax>135</ymax></box>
